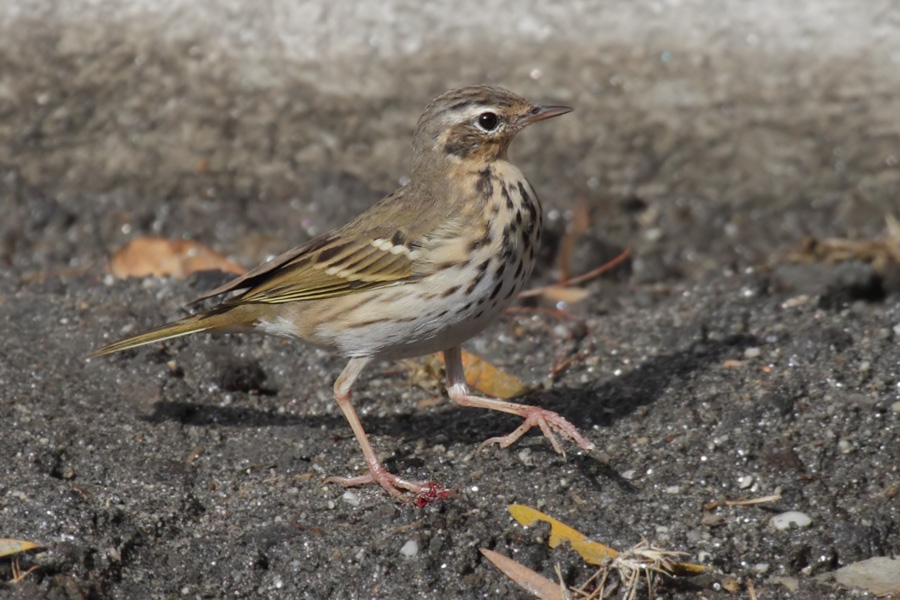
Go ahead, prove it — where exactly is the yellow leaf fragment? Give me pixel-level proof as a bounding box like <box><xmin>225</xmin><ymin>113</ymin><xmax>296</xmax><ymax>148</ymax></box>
<box><xmin>432</xmin><ymin>350</ymin><xmax>530</xmax><ymax>399</ymax></box>
<box><xmin>508</xmin><ymin>504</ymin><xmax>708</xmax><ymax>576</ymax></box>
<box><xmin>509</xmin><ymin>504</ymin><xmax>618</xmax><ymax>565</ymax></box>
<box><xmin>0</xmin><ymin>538</ymin><xmax>42</xmax><ymax>558</ymax></box>
<box><xmin>480</xmin><ymin>548</ymin><xmax>564</xmax><ymax>600</ymax></box>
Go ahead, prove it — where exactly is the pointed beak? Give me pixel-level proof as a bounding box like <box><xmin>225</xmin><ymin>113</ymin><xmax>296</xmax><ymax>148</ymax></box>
<box><xmin>517</xmin><ymin>104</ymin><xmax>573</xmax><ymax>127</ymax></box>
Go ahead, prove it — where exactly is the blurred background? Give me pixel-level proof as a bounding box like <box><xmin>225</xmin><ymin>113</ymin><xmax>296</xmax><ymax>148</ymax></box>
<box><xmin>3</xmin><ymin>0</ymin><xmax>897</xmax><ymax>283</ymax></box>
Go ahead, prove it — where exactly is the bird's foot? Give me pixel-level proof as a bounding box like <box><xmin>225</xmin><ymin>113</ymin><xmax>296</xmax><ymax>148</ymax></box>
<box><xmin>325</xmin><ymin>465</ymin><xmax>447</xmax><ymax>505</ymax></box>
<box><xmin>475</xmin><ymin>404</ymin><xmax>595</xmax><ymax>456</ymax></box>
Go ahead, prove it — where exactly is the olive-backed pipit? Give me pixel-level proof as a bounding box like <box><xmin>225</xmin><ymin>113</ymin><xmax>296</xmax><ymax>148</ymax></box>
<box><xmin>92</xmin><ymin>85</ymin><xmax>593</xmax><ymax>500</ymax></box>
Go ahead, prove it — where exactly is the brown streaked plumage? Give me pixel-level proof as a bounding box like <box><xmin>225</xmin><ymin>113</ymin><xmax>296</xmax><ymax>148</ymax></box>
<box><xmin>91</xmin><ymin>85</ymin><xmax>592</xmax><ymax>501</ymax></box>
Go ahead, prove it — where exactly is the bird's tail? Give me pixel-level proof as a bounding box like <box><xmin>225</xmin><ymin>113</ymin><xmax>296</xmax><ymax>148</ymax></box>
<box><xmin>89</xmin><ymin>305</ymin><xmax>256</xmax><ymax>357</ymax></box>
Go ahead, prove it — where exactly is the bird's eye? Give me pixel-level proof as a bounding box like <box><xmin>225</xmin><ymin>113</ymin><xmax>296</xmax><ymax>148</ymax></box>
<box><xmin>477</xmin><ymin>112</ymin><xmax>500</xmax><ymax>131</ymax></box>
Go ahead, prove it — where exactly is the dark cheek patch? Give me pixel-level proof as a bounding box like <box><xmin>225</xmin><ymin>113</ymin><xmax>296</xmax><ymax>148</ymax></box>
<box><xmin>475</xmin><ymin>167</ymin><xmax>493</xmax><ymax>196</ymax></box>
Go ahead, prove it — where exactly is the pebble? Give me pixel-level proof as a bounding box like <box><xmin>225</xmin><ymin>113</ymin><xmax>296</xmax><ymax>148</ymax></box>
<box><xmin>753</xmin><ymin>563</ymin><xmax>770</xmax><ymax>574</ymax></box>
<box><xmin>517</xmin><ymin>447</ymin><xmax>534</xmax><ymax>466</ymax></box>
<box><xmin>399</xmin><ymin>540</ymin><xmax>419</xmax><ymax>558</ymax></box>
<box><xmin>738</xmin><ymin>475</ymin><xmax>754</xmax><ymax>489</ymax></box>
<box><xmin>891</xmin><ymin>401</ymin><xmax>900</xmax><ymax>414</ymax></box>
<box><xmin>771</xmin><ymin>511</ymin><xmax>812</xmax><ymax>530</ymax></box>
<box><xmin>644</xmin><ymin>227</ymin><xmax>663</xmax><ymax>242</ymax></box>
<box><xmin>341</xmin><ymin>490</ymin><xmax>360</xmax><ymax>507</ymax></box>
<box><xmin>781</xmin><ymin>295</ymin><xmax>811</xmax><ymax>308</ymax></box>
<box><xmin>743</xmin><ymin>347</ymin><xmax>761</xmax><ymax>359</ymax></box>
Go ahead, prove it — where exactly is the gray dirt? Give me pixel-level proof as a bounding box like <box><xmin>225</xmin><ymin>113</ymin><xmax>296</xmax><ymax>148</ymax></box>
<box><xmin>2</xmin><ymin>1</ymin><xmax>899</xmax><ymax>599</ymax></box>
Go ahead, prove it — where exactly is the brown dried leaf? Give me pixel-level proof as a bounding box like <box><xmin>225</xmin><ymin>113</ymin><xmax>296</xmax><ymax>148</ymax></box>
<box><xmin>109</xmin><ymin>237</ymin><xmax>247</xmax><ymax>280</ymax></box>
<box><xmin>721</xmin><ymin>576</ymin><xmax>741</xmax><ymax>593</ymax></box>
<box><xmin>432</xmin><ymin>350</ymin><xmax>530</xmax><ymax>399</ymax></box>
<box><xmin>479</xmin><ymin>548</ymin><xmax>565</xmax><ymax>600</ymax></box>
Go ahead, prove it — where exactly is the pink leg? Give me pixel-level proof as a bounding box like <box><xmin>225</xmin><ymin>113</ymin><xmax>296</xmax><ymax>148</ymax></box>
<box><xmin>324</xmin><ymin>357</ymin><xmax>435</xmax><ymax>499</ymax></box>
<box><xmin>443</xmin><ymin>347</ymin><xmax>594</xmax><ymax>455</ymax></box>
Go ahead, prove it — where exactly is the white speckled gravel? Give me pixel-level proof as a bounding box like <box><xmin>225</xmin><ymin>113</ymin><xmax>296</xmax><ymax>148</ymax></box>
<box><xmin>771</xmin><ymin>511</ymin><xmax>812</xmax><ymax>530</ymax></box>
<box><xmin>400</xmin><ymin>540</ymin><xmax>419</xmax><ymax>558</ymax></box>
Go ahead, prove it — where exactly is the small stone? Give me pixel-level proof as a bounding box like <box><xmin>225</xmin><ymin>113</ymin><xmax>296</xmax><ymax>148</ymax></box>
<box><xmin>781</xmin><ymin>295</ymin><xmax>810</xmax><ymax>308</ymax></box>
<box><xmin>738</xmin><ymin>475</ymin><xmax>754</xmax><ymax>489</ymax></box>
<box><xmin>517</xmin><ymin>447</ymin><xmax>534</xmax><ymax>466</ymax></box>
<box><xmin>891</xmin><ymin>401</ymin><xmax>900</xmax><ymax>414</ymax></box>
<box><xmin>644</xmin><ymin>227</ymin><xmax>663</xmax><ymax>242</ymax></box>
<box><xmin>743</xmin><ymin>347</ymin><xmax>761</xmax><ymax>359</ymax></box>
<box><xmin>399</xmin><ymin>540</ymin><xmax>419</xmax><ymax>557</ymax></box>
<box><xmin>341</xmin><ymin>490</ymin><xmax>360</xmax><ymax>507</ymax></box>
<box><xmin>771</xmin><ymin>511</ymin><xmax>812</xmax><ymax>530</ymax></box>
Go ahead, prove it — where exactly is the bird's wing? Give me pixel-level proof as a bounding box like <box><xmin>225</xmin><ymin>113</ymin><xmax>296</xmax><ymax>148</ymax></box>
<box><xmin>234</xmin><ymin>229</ymin><xmax>420</xmax><ymax>304</ymax></box>
<box><xmin>190</xmin><ymin>187</ymin><xmax>446</xmax><ymax>305</ymax></box>
<box><xmin>189</xmin><ymin>235</ymin><xmax>329</xmax><ymax>304</ymax></box>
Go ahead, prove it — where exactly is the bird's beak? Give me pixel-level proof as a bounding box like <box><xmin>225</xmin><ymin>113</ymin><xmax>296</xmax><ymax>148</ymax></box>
<box><xmin>518</xmin><ymin>104</ymin><xmax>573</xmax><ymax>127</ymax></box>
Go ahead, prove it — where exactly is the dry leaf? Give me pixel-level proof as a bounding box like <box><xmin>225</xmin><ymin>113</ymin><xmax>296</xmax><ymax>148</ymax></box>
<box><xmin>509</xmin><ymin>504</ymin><xmax>708</xmax><ymax>576</ymax></box>
<box><xmin>432</xmin><ymin>350</ymin><xmax>530</xmax><ymax>399</ymax></box>
<box><xmin>109</xmin><ymin>237</ymin><xmax>246</xmax><ymax>280</ymax></box>
<box><xmin>0</xmin><ymin>538</ymin><xmax>41</xmax><ymax>558</ymax></box>
<box><xmin>721</xmin><ymin>576</ymin><xmax>741</xmax><ymax>593</ymax></box>
<box><xmin>480</xmin><ymin>548</ymin><xmax>564</xmax><ymax>600</ymax></box>
<box><xmin>510</xmin><ymin>504</ymin><xmax>618</xmax><ymax>565</ymax></box>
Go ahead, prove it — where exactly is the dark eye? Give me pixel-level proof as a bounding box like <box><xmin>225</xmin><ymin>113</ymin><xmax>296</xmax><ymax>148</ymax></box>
<box><xmin>477</xmin><ymin>112</ymin><xmax>499</xmax><ymax>131</ymax></box>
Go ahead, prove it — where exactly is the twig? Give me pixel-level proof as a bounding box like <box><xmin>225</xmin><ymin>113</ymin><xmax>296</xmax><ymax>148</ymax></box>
<box><xmin>519</xmin><ymin>247</ymin><xmax>631</xmax><ymax>299</ymax></box>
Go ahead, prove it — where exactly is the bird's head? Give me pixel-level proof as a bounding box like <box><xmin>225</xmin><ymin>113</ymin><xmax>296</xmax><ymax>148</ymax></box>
<box><xmin>412</xmin><ymin>85</ymin><xmax>571</xmax><ymax>168</ymax></box>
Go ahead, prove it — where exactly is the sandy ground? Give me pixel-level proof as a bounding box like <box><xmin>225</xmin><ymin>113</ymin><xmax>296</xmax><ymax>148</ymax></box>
<box><xmin>2</xmin><ymin>1</ymin><xmax>899</xmax><ymax>598</ymax></box>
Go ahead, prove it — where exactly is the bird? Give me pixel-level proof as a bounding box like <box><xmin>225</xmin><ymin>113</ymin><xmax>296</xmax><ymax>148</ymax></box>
<box><xmin>91</xmin><ymin>85</ymin><xmax>594</xmax><ymax>500</ymax></box>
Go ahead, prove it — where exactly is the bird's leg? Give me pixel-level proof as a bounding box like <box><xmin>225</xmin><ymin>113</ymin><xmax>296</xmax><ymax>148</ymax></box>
<box><xmin>443</xmin><ymin>346</ymin><xmax>594</xmax><ymax>455</ymax></box>
<box><xmin>324</xmin><ymin>357</ymin><xmax>435</xmax><ymax>499</ymax></box>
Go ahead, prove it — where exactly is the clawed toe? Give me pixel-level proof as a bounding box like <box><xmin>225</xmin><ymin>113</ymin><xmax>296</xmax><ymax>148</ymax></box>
<box><xmin>325</xmin><ymin>469</ymin><xmax>435</xmax><ymax>501</ymax></box>
<box><xmin>477</xmin><ymin>407</ymin><xmax>594</xmax><ymax>456</ymax></box>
